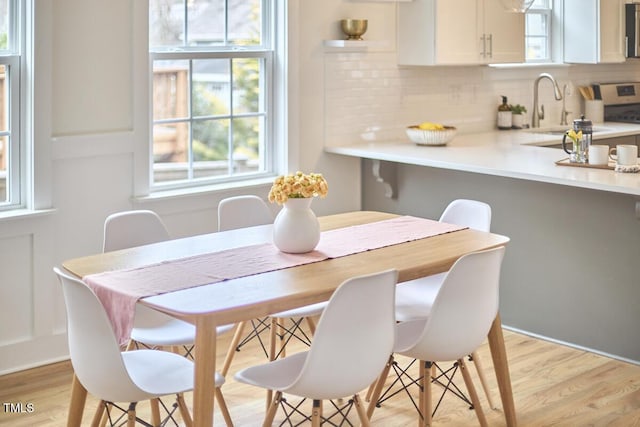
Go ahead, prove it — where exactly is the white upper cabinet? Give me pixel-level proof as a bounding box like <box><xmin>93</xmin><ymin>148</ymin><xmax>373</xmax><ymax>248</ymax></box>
<box><xmin>398</xmin><ymin>0</ymin><xmax>525</xmax><ymax>66</ymax></box>
<box><xmin>563</xmin><ymin>0</ymin><xmax>626</xmax><ymax>64</ymax></box>
<box><xmin>482</xmin><ymin>0</ymin><xmax>527</xmax><ymax>63</ymax></box>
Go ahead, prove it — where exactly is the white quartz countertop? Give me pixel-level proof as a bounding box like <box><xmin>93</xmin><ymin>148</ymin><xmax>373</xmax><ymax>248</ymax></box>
<box><xmin>325</xmin><ymin>122</ymin><xmax>640</xmax><ymax>196</ymax></box>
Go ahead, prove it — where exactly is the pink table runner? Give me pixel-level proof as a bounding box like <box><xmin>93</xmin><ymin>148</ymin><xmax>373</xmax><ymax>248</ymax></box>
<box><xmin>84</xmin><ymin>216</ymin><xmax>466</xmax><ymax>345</ymax></box>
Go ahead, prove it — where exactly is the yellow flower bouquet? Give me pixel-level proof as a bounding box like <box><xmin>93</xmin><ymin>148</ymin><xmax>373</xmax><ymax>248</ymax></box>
<box><xmin>566</xmin><ymin>129</ymin><xmax>583</xmax><ymax>146</ymax></box>
<box><xmin>268</xmin><ymin>171</ymin><xmax>329</xmax><ymax>205</ymax></box>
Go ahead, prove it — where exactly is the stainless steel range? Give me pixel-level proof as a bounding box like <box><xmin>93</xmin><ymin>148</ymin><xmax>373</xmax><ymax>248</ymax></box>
<box><xmin>596</xmin><ymin>82</ymin><xmax>640</xmax><ymax>123</ymax></box>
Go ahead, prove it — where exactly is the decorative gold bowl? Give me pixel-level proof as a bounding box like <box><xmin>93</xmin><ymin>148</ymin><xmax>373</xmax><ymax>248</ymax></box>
<box><xmin>340</xmin><ymin>19</ymin><xmax>368</xmax><ymax>40</ymax></box>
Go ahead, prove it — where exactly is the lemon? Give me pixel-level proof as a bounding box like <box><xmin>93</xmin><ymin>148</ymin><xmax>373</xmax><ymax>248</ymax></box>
<box><xmin>418</xmin><ymin>121</ymin><xmax>445</xmax><ymax>130</ymax></box>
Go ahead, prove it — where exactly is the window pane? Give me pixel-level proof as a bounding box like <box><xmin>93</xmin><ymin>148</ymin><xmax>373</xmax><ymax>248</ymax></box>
<box><xmin>153</xmin><ymin>60</ymin><xmax>189</xmax><ymax>121</ymax></box>
<box><xmin>526</xmin><ymin>37</ymin><xmax>548</xmax><ymax>60</ymax></box>
<box><xmin>193</xmin><ymin>118</ymin><xmax>229</xmax><ymax>177</ymax></box>
<box><xmin>187</xmin><ymin>0</ymin><xmax>225</xmax><ymax>46</ymax></box>
<box><xmin>150</xmin><ymin>0</ymin><xmax>263</xmax><ymax>48</ymax></box>
<box><xmin>525</xmin><ymin>14</ymin><xmax>547</xmax><ymax>37</ymax></box>
<box><xmin>232</xmin><ymin>116</ymin><xmax>261</xmax><ymax>174</ymax></box>
<box><xmin>228</xmin><ymin>0</ymin><xmax>262</xmax><ymax>45</ymax></box>
<box><xmin>0</xmin><ymin>135</ymin><xmax>6</xmax><ymax>203</ymax></box>
<box><xmin>525</xmin><ymin>7</ymin><xmax>550</xmax><ymax>62</ymax></box>
<box><xmin>149</xmin><ymin>0</ymin><xmax>184</xmax><ymax>48</ymax></box>
<box><xmin>193</xmin><ymin>59</ymin><xmax>230</xmax><ymax>117</ymax></box>
<box><xmin>0</xmin><ymin>0</ymin><xmax>7</xmax><ymax>50</ymax></box>
<box><xmin>0</xmin><ymin>65</ymin><xmax>7</xmax><ymax>133</ymax></box>
<box><xmin>0</xmin><ymin>0</ymin><xmax>20</xmax><ymax>210</ymax></box>
<box><xmin>233</xmin><ymin>58</ymin><xmax>261</xmax><ymax>114</ymax></box>
<box><xmin>153</xmin><ymin>121</ymin><xmax>189</xmax><ymax>164</ymax></box>
<box><xmin>0</xmin><ymin>64</ymin><xmax>7</xmax><ymax>204</ymax></box>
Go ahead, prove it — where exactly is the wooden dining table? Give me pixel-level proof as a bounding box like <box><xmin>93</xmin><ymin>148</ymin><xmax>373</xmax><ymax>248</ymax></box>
<box><xmin>62</xmin><ymin>210</ymin><xmax>514</xmax><ymax>427</ymax></box>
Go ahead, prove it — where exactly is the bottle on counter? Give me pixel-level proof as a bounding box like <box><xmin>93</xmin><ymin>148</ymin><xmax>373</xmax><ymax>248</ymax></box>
<box><xmin>497</xmin><ymin>96</ymin><xmax>512</xmax><ymax>130</ymax></box>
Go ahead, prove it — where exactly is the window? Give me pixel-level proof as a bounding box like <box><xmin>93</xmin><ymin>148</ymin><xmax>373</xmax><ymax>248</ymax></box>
<box><xmin>149</xmin><ymin>0</ymin><xmax>275</xmax><ymax>191</ymax></box>
<box><xmin>0</xmin><ymin>0</ymin><xmax>24</xmax><ymax>210</ymax></box>
<box><xmin>525</xmin><ymin>0</ymin><xmax>552</xmax><ymax>62</ymax></box>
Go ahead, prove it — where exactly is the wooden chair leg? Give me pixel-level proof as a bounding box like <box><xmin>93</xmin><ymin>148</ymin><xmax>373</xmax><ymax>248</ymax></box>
<box><xmin>365</xmin><ymin>379</ymin><xmax>376</xmax><ymax>403</ymax></box>
<box><xmin>215</xmin><ymin>388</ymin><xmax>234</xmax><ymax>427</ymax></box>
<box><xmin>221</xmin><ymin>321</ymin><xmax>247</xmax><ymax>377</ymax></box>
<box><xmin>305</xmin><ymin>316</ymin><xmax>316</xmax><ymax>335</ymax></box>
<box><xmin>126</xmin><ymin>403</ymin><xmax>136</xmax><ymax>427</ymax></box>
<box><xmin>125</xmin><ymin>340</ymin><xmax>136</xmax><ymax>351</ymax></box>
<box><xmin>354</xmin><ymin>394</ymin><xmax>371</xmax><ymax>427</ymax></box>
<box><xmin>459</xmin><ymin>358</ymin><xmax>488</xmax><ymax>427</ymax></box>
<box><xmin>149</xmin><ymin>398</ymin><xmax>161</xmax><ymax>425</ymax></box>
<box><xmin>266</xmin><ymin>318</ymin><xmax>281</xmax><ymax>409</ymax></box>
<box><xmin>98</xmin><ymin>403</ymin><xmax>109</xmax><ymax>427</ymax></box>
<box><xmin>263</xmin><ymin>391</ymin><xmax>282</xmax><ymax>427</ymax></box>
<box><xmin>470</xmin><ymin>350</ymin><xmax>496</xmax><ymax>409</ymax></box>
<box><xmin>366</xmin><ymin>355</ymin><xmax>394</xmax><ymax>419</ymax></box>
<box><xmin>419</xmin><ymin>361</ymin><xmax>432</xmax><ymax>427</ymax></box>
<box><xmin>90</xmin><ymin>400</ymin><xmax>106</xmax><ymax>427</ymax></box>
<box><xmin>269</xmin><ymin>318</ymin><xmax>278</xmax><ymax>361</ymax></box>
<box><xmin>311</xmin><ymin>399</ymin><xmax>322</xmax><ymax>427</ymax></box>
<box><xmin>278</xmin><ymin>319</ymin><xmax>287</xmax><ymax>358</ymax></box>
<box><xmin>177</xmin><ymin>393</ymin><xmax>193</xmax><ymax>427</ymax></box>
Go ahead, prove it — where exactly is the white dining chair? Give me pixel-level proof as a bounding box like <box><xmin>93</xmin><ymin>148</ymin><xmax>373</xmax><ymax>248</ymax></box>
<box><xmin>54</xmin><ymin>267</ymin><xmax>234</xmax><ymax>427</ymax></box>
<box><xmin>218</xmin><ymin>195</ymin><xmax>275</xmax><ymax>375</ymax></box>
<box><xmin>218</xmin><ymin>195</ymin><xmax>329</xmax><ymax>377</ymax></box>
<box><xmin>235</xmin><ymin>269</ymin><xmax>398</xmax><ymax>426</ymax></box>
<box><xmin>103</xmin><ymin>210</ymin><xmax>234</xmax><ymax>355</ymax></box>
<box><xmin>367</xmin><ymin>247</ymin><xmax>506</xmax><ymax>426</ymax></box>
<box><xmin>393</xmin><ymin>198</ymin><xmax>496</xmax><ymax>408</ymax></box>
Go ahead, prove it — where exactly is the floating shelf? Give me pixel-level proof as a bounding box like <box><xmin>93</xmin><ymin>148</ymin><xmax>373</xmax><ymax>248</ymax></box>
<box><xmin>324</xmin><ymin>40</ymin><xmax>368</xmax><ymax>48</ymax></box>
<box><xmin>323</xmin><ymin>40</ymin><xmax>389</xmax><ymax>49</ymax></box>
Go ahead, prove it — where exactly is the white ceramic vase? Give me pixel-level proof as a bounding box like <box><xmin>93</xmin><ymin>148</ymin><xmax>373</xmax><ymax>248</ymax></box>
<box><xmin>273</xmin><ymin>198</ymin><xmax>320</xmax><ymax>253</ymax></box>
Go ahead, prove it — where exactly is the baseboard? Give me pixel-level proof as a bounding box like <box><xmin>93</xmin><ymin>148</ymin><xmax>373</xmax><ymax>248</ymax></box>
<box><xmin>502</xmin><ymin>325</ymin><xmax>640</xmax><ymax>367</ymax></box>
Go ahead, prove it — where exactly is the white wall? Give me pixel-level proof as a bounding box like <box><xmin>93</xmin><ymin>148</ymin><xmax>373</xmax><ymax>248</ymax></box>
<box><xmin>1</xmin><ymin>0</ymin><xmax>639</xmax><ymax>374</ymax></box>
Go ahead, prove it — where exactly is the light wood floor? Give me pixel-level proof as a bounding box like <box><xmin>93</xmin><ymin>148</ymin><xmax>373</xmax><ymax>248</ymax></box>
<box><xmin>1</xmin><ymin>327</ymin><xmax>639</xmax><ymax>426</ymax></box>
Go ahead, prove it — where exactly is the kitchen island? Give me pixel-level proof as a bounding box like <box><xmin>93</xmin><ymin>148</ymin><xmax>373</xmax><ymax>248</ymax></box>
<box><xmin>326</xmin><ymin>123</ymin><xmax>640</xmax><ymax>364</ymax></box>
<box><xmin>327</xmin><ymin>123</ymin><xmax>640</xmax><ymax>197</ymax></box>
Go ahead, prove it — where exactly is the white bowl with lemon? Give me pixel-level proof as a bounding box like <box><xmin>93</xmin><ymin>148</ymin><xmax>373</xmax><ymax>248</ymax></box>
<box><xmin>406</xmin><ymin>122</ymin><xmax>457</xmax><ymax>146</ymax></box>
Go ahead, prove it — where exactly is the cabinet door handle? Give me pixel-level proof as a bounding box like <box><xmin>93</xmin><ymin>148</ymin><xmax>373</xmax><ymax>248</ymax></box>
<box><xmin>480</xmin><ymin>34</ymin><xmax>486</xmax><ymax>57</ymax></box>
<box><xmin>487</xmin><ymin>34</ymin><xmax>493</xmax><ymax>59</ymax></box>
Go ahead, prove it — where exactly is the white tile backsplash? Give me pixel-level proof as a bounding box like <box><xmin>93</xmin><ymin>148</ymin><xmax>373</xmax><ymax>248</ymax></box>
<box><xmin>323</xmin><ymin>52</ymin><xmax>640</xmax><ymax>147</ymax></box>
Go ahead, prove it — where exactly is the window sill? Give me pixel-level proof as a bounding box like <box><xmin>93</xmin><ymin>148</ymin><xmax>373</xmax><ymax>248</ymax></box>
<box><xmin>0</xmin><ymin>208</ymin><xmax>56</xmax><ymax>222</ymax></box>
<box><xmin>136</xmin><ymin>177</ymin><xmax>275</xmax><ymax>203</ymax></box>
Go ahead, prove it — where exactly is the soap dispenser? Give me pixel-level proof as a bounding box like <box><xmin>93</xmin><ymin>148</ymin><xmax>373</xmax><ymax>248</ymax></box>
<box><xmin>497</xmin><ymin>96</ymin><xmax>512</xmax><ymax>130</ymax></box>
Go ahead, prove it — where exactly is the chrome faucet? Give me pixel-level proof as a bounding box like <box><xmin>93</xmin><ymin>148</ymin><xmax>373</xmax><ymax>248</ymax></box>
<box><xmin>560</xmin><ymin>84</ymin><xmax>570</xmax><ymax>126</ymax></box>
<box><xmin>531</xmin><ymin>73</ymin><xmax>563</xmax><ymax>128</ymax></box>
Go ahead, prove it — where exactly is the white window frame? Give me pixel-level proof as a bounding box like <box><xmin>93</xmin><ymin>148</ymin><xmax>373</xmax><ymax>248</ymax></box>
<box><xmin>0</xmin><ymin>0</ymin><xmax>26</xmax><ymax>211</ymax></box>
<box><xmin>148</xmin><ymin>0</ymin><xmax>281</xmax><ymax>194</ymax></box>
<box><xmin>525</xmin><ymin>1</ymin><xmax>553</xmax><ymax>63</ymax></box>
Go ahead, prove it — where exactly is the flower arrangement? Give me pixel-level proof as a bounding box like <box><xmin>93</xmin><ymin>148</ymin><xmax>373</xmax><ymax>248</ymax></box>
<box><xmin>268</xmin><ymin>171</ymin><xmax>329</xmax><ymax>205</ymax></box>
<box><xmin>566</xmin><ymin>129</ymin><xmax>582</xmax><ymax>144</ymax></box>
<box><xmin>567</xmin><ymin>129</ymin><xmax>582</xmax><ymax>151</ymax></box>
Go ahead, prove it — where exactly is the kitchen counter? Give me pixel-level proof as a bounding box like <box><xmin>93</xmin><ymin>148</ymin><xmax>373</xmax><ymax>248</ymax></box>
<box><xmin>343</xmin><ymin>122</ymin><xmax>640</xmax><ymax>363</ymax></box>
<box><xmin>325</xmin><ymin>122</ymin><xmax>640</xmax><ymax>196</ymax></box>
